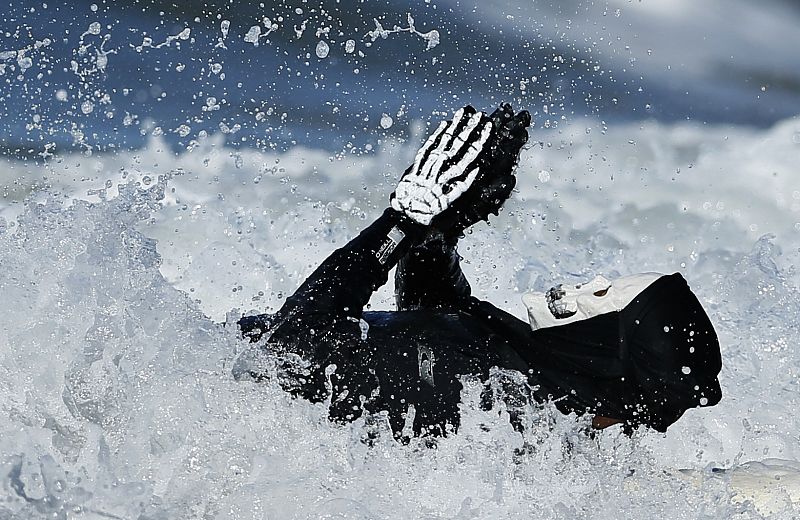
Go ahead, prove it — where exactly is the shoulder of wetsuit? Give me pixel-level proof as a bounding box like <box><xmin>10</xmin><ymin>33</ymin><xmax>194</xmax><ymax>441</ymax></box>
<box><xmin>462</xmin><ymin>296</ymin><xmax>535</xmax><ymax>341</ymax></box>
<box><xmin>457</xmin><ymin>297</ymin><xmax>534</xmax><ymax>374</ymax></box>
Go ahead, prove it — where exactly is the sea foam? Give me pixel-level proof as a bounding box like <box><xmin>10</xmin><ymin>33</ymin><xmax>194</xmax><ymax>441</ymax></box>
<box><xmin>1</xmin><ymin>115</ymin><xmax>800</xmax><ymax>517</ymax></box>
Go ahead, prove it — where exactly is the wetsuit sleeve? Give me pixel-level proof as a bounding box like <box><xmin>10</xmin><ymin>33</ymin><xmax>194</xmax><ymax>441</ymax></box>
<box><xmin>276</xmin><ymin>208</ymin><xmax>428</xmax><ymax>325</ymax></box>
<box><xmin>238</xmin><ymin>208</ymin><xmax>425</xmax><ymax>343</ymax></box>
<box><xmin>394</xmin><ymin>234</ymin><xmax>472</xmax><ymax>310</ymax></box>
<box><xmin>235</xmin><ymin>208</ymin><xmax>427</xmax><ymax>417</ymax></box>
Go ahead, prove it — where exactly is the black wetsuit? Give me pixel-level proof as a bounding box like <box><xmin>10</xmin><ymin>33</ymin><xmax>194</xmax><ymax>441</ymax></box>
<box><xmin>237</xmin><ymin>209</ymin><xmax>722</xmax><ymax>434</ymax></box>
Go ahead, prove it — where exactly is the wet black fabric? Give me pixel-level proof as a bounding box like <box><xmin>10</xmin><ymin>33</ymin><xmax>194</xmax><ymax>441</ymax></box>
<box><xmin>505</xmin><ymin>274</ymin><xmax>723</xmax><ymax>432</ymax></box>
<box><xmin>238</xmin><ymin>210</ymin><xmax>722</xmax><ymax>434</ymax></box>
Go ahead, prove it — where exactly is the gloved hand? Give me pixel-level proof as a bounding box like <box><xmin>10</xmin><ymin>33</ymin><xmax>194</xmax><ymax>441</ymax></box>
<box><xmin>433</xmin><ymin>103</ymin><xmax>530</xmax><ymax>238</ymax></box>
<box><xmin>390</xmin><ymin>105</ymin><xmax>494</xmax><ymax>226</ymax></box>
<box><xmin>390</xmin><ymin>104</ymin><xmax>530</xmax><ymax>236</ymax></box>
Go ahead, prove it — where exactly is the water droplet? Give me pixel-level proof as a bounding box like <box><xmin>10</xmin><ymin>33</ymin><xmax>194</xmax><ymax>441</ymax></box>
<box><xmin>681</xmin><ymin>366</ymin><xmax>691</xmax><ymax>375</ymax></box>
<box><xmin>244</xmin><ymin>26</ymin><xmax>262</xmax><ymax>46</ymax></box>
<box><xmin>90</xmin><ymin>3</ymin><xmax>98</xmax><ymax>11</ymax></box>
<box><xmin>538</xmin><ymin>170</ymin><xmax>550</xmax><ymax>183</ymax></box>
<box><xmin>17</xmin><ymin>56</ymin><xmax>32</xmax><ymax>70</ymax></box>
<box><xmin>81</xmin><ymin>100</ymin><xmax>94</xmax><ymax>114</ymax></box>
<box><xmin>315</xmin><ymin>40</ymin><xmax>330</xmax><ymax>59</ymax></box>
<box><xmin>87</xmin><ymin>22</ymin><xmax>101</xmax><ymax>35</ymax></box>
<box><xmin>345</xmin><ymin>39</ymin><xmax>355</xmax><ymax>53</ymax></box>
<box><xmin>380</xmin><ymin>114</ymin><xmax>393</xmax><ymax>129</ymax></box>
<box><xmin>203</xmin><ymin>96</ymin><xmax>219</xmax><ymax>111</ymax></box>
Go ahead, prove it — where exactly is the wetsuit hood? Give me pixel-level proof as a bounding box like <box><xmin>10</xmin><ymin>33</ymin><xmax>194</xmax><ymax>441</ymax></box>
<box><xmin>521</xmin><ymin>273</ymin><xmax>722</xmax><ymax>432</ymax></box>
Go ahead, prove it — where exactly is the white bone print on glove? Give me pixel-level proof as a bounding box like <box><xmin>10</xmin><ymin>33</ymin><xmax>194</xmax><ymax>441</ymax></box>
<box><xmin>390</xmin><ymin>107</ymin><xmax>493</xmax><ymax>225</ymax></box>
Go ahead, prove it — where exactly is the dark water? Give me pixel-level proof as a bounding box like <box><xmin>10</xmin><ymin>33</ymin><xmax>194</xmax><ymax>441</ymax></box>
<box><xmin>2</xmin><ymin>0</ymin><xmax>799</xmax><ymax>155</ymax></box>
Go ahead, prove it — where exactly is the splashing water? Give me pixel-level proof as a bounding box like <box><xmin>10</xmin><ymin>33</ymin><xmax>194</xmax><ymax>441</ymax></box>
<box><xmin>2</xmin><ymin>0</ymin><xmax>800</xmax><ymax>516</ymax></box>
<box><xmin>1</xmin><ymin>112</ymin><xmax>800</xmax><ymax>517</ymax></box>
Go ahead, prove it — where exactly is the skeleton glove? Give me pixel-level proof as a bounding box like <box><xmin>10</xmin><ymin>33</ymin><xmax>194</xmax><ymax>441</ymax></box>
<box><xmin>390</xmin><ymin>106</ymin><xmax>494</xmax><ymax>226</ymax></box>
<box><xmin>390</xmin><ymin>104</ymin><xmax>530</xmax><ymax>235</ymax></box>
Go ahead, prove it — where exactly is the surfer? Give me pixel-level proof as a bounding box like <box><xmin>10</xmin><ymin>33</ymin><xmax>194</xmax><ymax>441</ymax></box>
<box><xmin>235</xmin><ymin>104</ymin><xmax>722</xmax><ymax>436</ymax></box>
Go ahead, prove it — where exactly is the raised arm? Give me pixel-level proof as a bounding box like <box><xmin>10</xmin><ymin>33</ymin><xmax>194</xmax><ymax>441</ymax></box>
<box><xmin>240</xmin><ymin>105</ymin><xmax>529</xmax><ymax>341</ymax></box>
<box><xmin>272</xmin><ymin>208</ymin><xmax>426</xmax><ymax>323</ymax></box>
<box><xmin>395</xmin><ymin>105</ymin><xmax>530</xmax><ymax>311</ymax></box>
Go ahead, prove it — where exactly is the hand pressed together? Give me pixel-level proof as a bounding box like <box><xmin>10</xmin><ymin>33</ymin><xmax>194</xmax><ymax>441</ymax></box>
<box><xmin>390</xmin><ymin>104</ymin><xmax>531</xmax><ymax>236</ymax></box>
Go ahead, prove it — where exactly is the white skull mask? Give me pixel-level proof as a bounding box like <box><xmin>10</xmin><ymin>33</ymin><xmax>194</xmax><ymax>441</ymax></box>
<box><xmin>522</xmin><ymin>273</ymin><xmax>664</xmax><ymax>331</ymax></box>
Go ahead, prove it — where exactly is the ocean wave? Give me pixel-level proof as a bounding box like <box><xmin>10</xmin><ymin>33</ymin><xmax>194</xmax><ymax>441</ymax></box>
<box><xmin>1</xmin><ymin>114</ymin><xmax>800</xmax><ymax>517</ymax></box>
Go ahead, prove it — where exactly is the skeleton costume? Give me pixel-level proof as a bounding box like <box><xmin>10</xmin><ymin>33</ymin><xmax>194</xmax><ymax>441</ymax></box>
<box><xmin>235</xmin><ymin>105</ymin><xmax>722</xmax><ymax>435</ymax></box>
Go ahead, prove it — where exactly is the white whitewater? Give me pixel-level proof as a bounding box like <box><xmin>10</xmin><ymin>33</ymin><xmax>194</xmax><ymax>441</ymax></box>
<box><xmin>2</xmin><ymin>115</ymin><xmax>800</xmax><ymax>517</ymax></box>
